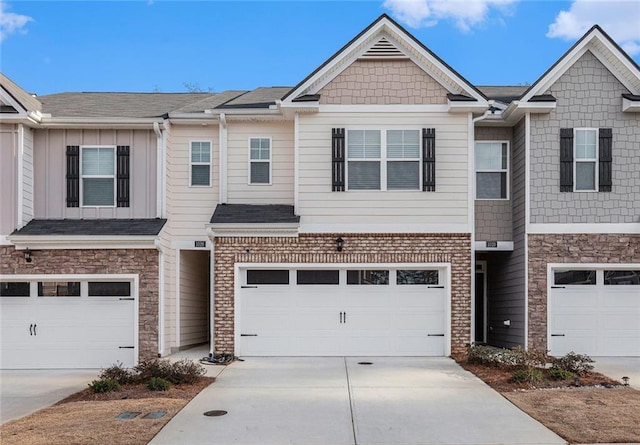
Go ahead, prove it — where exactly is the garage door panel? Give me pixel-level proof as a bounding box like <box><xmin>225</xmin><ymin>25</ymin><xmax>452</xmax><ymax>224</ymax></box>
<box><xmin>390</xmin><ymin>335</ymin><xmax>444</xmax><ymax>356</ymax></box>
<box><xmin>600</xmin><ymin>313</ymin><xmax>639</xmax><ymax>329</ymax></box>
<box><xmin>242</xmin><ymin>290</ymin><xmax>293</xmax><ymax>307</ymax></box>
<box><xmin>396</xmin><ymin>291</ymin><xmax>444</xmax><ymax>308</ymax></box>
<box><xmin>242</xmin><ymin>312</ymin><xmax>291</xmax><ymax>332</ymax></box>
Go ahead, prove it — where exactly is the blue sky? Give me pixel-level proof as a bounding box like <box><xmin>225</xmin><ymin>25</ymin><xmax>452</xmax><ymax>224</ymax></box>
<box><xmin>1</xmin><ymin>0</ymin><xmax>639</xmax><ymax>95</ymax></box>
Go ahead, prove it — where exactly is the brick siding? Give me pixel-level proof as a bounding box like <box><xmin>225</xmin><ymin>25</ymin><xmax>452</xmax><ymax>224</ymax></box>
<box><xmin>527</xmin><ymin>234</ymin><xmax>640</xmax><ymax>351</ymax></box>
<box><xmin>214</xmin><ymin>233</ymin><xmax>472</xmax><ymax>356</ymax></box>
<box><xmin>0</xmin><ymin>246</ymin><xmax>159</xmax><ymax>360</ymax></box>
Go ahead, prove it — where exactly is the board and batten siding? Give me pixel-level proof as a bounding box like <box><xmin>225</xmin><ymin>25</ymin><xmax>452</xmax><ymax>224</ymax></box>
<box><xmin>179</xmin><ymin>250</ymin><xmax>209</xmax><ymax>348</ymax></box>
<box><xmin>529</xmin><ymin>50</ymin><xmax>640</xmax><ymax>224</ymax></box>
<box><xmin>0</xmin><ymin>124</ymin><xmax>18</xmax><ymax>237</ymax></box>
<box><xmin>297</xmin><ymin>112</ymin><xmax>470</xmax><ymax>232</ymax></box>
<box><xmin>165</xmin><ymin>124</ymin><xmax>219</xmax><ymax>240</ymax></box>
<box><xmin>32</xmin><ymin>129</ymin><xmax>158</xmax><ymax>219</ymax></box>
<box><xmin>226</xmin><ymin>121</ymin><xmax>294</xmax><ymax>205</ymax></box>
<box><xmin>486</xmin><ymin>118</ymin><xmax>526</xmax><ymax>348</ymax></box>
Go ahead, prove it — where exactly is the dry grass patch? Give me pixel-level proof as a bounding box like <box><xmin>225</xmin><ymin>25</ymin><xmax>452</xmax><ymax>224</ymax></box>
<box><xmin>505</xmin><ymin>387</ymin><xmax>640</xmax><ymax>444</ymax></box>
<box><xmin>0</xmin><ymin>376</ymin><xmax>215</xmax><ymax>445</ymax></box>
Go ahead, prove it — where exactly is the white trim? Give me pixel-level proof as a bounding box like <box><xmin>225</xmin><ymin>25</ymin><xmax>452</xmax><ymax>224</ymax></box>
<box><xmin>468</xmin><ymin>112</ymin><xmax>476</xmax><ymax>347</ymax></box>
<box><xmin>189</xmin><ymin>140</ymin><xmax>213</xmax><ymax>188</ymax></box>
<box><xmin>175</xmin><ymin>248</ymin><xmax>181</xmax><ymax>349</ymax></box>
<box><xmin>0</xmin><ymin>273</ymin><xmax>140</xmax><ymax>366</ymax></box>
<box><xmin>0</xmin><ymin>88</ymin><xmax>29</xmax><ymax>117</ymax></box>
<box><xmin>294</xmin><ymin>112</ymin><xmax>300</xmax><ymax>214</ymax></box>
<box><xmin>319</xmin><ymin>104</ymin><xmax>451</xmax><ymax>113</ymax></box>
<box><xmin>447</xmin><ymin>101</ymin><xmax>489</xmax><ymax>113</ymax></box>
<box><xmin>524</xmin><ymin>112</ymin><xmax>531</xmax><ymax>350</ymax></box>
<box><xmin>161</xmin><ymin>122</ymin><xmax>168</xmax><ymax>217</ymax></box>
<box><xmin>234</xmin><ymin>262</ymin><xmax>453</xmax><ymax>357</ymax></box>
<box><xmin>209</xmin><ymin>239</ymin><xmax>215</xmax><ymax>356</ymax></box>
<box><xmin>219</xmin><ymin>113</ymin><xmax>228</xmax><ymax>203</ymax></box>
<box><xmin>154</xmin><ymin>122</ymin><xmax>164</xmax><ymax>218</ymax></box>
<box><xmin>622</xmin><ymin>97</ymin><xmax>640</xmax><ymax>112</ymax></box>
<box><xmin>474</xmin><ymin>241</ymin><xmax>514</xmax><ymax>251</ymax></box>
<box><xmin>573</xmin><ymin>128</ymin><xmax>598</xmax><ymax>192</ymax></box>
<box><xmin>171</xmin><ymin>239</ymin><xmax>212</xmax><ymax>250</ymax></box>
<box><xmin>475</xmin><ymin>260</ymin><xmax>487</xmax><ymax>343</ymax></box>
<box><xmin>209</xmin><ymin>223</ymin><xmax>300</xmax><ymax>238</ymax></box>
<box><xmin>528</xmin><ymin>223</ymin><xmax>640</xmax><ymax>234</ymax></box>
<box><xmin>8</xmin><ymin>236</ymin><xmax>159</xmax><ymax>250</ymax></box>
<box><xmin>0</xmin><ymin>235</ymin><xmax>11</xmax><ymax>246</ymax></box>
<box><xmin>474</xmin><ymin>140</ymin><xmax>510</xmax><ymax>200</ymax></box>
<box><xmin>157</xmin><ymin>241</ymin><xmax>165</xmax><ymax>357</ymax></box>
<box><xmin>248</xmin><ymin>137</ymin><xmax>272</xmax><ymax>186</ymax></box>
<box><xmin>38</xmin><ymin>117</ymin><xmax>165</xmax><ymax>129</ymax></box>
<box><xmin>298</xmin><ymin>223</ymin><xmax>471</xmax><ymax>234</ymax></box>
<box><xmin>17</xmin><ymin>124</ymin><xmax>24</xmax><ymax>229</ymax></box>
<box><xmin>80</xmin><ymin>145</ymin><xmax>117</xmax><ymax>208</ymax></box>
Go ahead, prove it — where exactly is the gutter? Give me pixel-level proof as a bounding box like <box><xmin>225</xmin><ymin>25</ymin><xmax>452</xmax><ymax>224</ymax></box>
<box><xmin>219</xmin><ymin>113</ymin><xmax>228</xmax><ymax>203</ymax></box>
<box><xmin>153</xmin><ymin>122</ymin><xmax>165</xmax><ymax>218</ymax></box>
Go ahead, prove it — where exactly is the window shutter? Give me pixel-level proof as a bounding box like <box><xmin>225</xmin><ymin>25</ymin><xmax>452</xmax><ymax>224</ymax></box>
<box><xmin>332</xmin><ymin>128</ymin><xmax>345</xmax><ymax>191</ymax></box>
<box><xmin>560</xmin><ymin>128</ymin><xmax>574</xmax><ymax>192</ymax></box>
<box><xmin>598</xmin><ymin>128</ymin><xmax>612</xmax><ymax>192</ymax></box>
<box><xmin>422</xmin><ymin>128</ymin><xmax>436</xmax><ymax>191</ymax></box>
<box><xmin>116</xmin><ymin>146</ymin><xmax>130</xmax><ymax>207</ymax></box>
<box><xmin>66</xmin><ymin>146</ymin><xmax>80</xmax><ymax>207</ymax></box>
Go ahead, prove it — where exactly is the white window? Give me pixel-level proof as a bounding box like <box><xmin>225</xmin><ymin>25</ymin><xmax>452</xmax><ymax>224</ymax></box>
<box><xmin>476</xmin><ymin>141</ymin><xmax>508</xmax><ymax>199</ymax></box>
<box><xmin>249</xmin><ymin>138</ymin><xmax>271</xmax><ymax>184</ymax></box>
<box><xmin>190</xmin><ymin>141</ymin><xmax>211</xmax><ymax>187</ymax></box>
<box><xmin>82</xmin><ymin>146</ymin><xmax>115</xmax><ymax>206</ymax></box>
<box><xmin>346</xmin><ymin>129</ymin><xmax>420</xmax><ymax>191</ymax></box>
<box><xmin>574</xmin><ymin>129</ymin><xmax>597</xmax><ymax>191</ymax></box>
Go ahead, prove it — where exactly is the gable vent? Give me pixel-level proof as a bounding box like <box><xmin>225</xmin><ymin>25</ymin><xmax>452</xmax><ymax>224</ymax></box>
<box><xmin>360</xmin><ymin>37</ymin><xmax>407</xmax><ymax>60</ymax></box>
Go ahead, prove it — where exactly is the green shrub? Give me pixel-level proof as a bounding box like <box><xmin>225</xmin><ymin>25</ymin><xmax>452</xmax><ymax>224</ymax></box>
<box><xmin>510</xmin><ymin>346</ymin><xmax>548</xmax><ymax>369</ymax></box>
<box><xmin>467</xmin><ymin>344</ymin><xmax>548</xmax><ymax>369</ymax></box>
<box><xmin>88</xmin><ymin>378</ymin><xmax>121</xmax><ymax>393</ymax></box>
<box><xmin>549</xmin><ymin>368</ymin><xmax>576</xmax><ymax>381</ymax></box>
<box><xmin>147</xmin><ymin>377</ymin><xmax>171</xmax><ymax>391</ymax></box>
<box><xmin>134</xmin><ymin>358</ymin><xmax>205</xmax><ymax>385</ymax></box>
<box><xmin>552</xmin><ymin>352</ymin><xmax>594</xmax><ymax>375</ymax></box>
<box><xmin>99</xmin><ymin>362</ymin><xmax>134</xmax><ymax>384</ymax></box>
<box><xmin>510</xmin><ymin>368</ymin><xmax>544</xmax><ymax>385</ymax></box>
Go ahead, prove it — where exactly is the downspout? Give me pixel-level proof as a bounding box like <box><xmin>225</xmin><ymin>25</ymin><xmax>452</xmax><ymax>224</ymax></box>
<box><xmin>17</xmin><ymin>124</ymin><xmax>24</xmax><ymax>229</ymax></box>
<box><xmin>206</xmin><ymin>227</ymin><xmax>215</xmax><ymax>356</ymax></box>
<box><xmin>153</xmin><ymin>122</ymin><xmax>164</xmax><ymax>218</ymax></box>
<box><xmin>219</xmin><ymin>113</ymin><xmax>228</xmax><ymax>204</ymax></box>
<box><xmin>469</xmin><ymin>106</ymin><xmax>492</xmax><ymax>344</ymax></box>
<box><xmin>155</xmin><ymin>238</ymin><xmax>166</xmax><ymax>357</ymax></box>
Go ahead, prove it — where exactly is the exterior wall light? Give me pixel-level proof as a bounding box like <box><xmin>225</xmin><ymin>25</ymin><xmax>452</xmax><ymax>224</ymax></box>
<box><xmin>336</xmin><ymin>237</ymin><xmax>344</xmax><ymax>252</ymax></box>
<box><xmin>24</xmin><ymin>248</ymin><xmax>32</xmax><ymax>263</ymax></box>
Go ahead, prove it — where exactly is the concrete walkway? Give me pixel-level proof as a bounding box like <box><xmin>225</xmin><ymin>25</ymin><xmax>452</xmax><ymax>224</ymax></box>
<box><xmin>0</xmin><ymin>369</ymin><xmax>99</xmax><ymax>425</ymax></box>
<box><xmin>149</xmin><ymin>357</ymin><xmax>566</xmax><ymax>445</ymax></box>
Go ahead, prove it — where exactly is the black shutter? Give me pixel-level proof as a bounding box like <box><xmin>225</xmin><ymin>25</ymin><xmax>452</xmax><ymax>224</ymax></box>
<box><xmin>332</xmin><ymin>128</ymin><xmax>345</xmax><ymax>191</ymax></box>
<box><xmin>117</xmin><ymin>146</ymin><xmax>130</xmax><ymax>207</ymax></box>
<box><xmin>560</xmin><ymin>128</ymin><xmax>574</xmax><ymax>192</ymax></box>
<box><xmin>422</xmin><ymin>128</ymin><xmax>436</xmax><ymax>191</ymax></box>
<box><xmin>66</xmin><ymin>146</ymin><xmax>80</xmax><ymax>207</ymax></box>
<box><xmin>598</xmin><ymin>128</ymin><xmax>612</xmax><ymax>192</ymax></box>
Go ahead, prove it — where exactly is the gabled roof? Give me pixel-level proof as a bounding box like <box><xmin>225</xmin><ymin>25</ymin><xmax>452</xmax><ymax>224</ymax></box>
<box><xmin>520</xmin><ymin>25</ymin><xmax>640</xmax><ymax>102</ymax></box>
<box><xmin>0</xmin><ymin>72</ymin><xmax>42</xmax><ymax>113</ymax></box>
<box><xmin>282</xmin><ymin>14</ymin><xmax>487</xmax><ymax>104</ymax></box>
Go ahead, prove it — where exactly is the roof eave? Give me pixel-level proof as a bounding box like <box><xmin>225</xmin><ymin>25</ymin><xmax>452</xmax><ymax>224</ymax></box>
<box><xmin>8</xmin><ymin>235</ymin><xmax>159</xmax><ymax>250</ymax></box>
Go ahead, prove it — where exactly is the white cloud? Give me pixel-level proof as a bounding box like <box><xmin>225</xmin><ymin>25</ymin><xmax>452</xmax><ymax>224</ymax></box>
<box><xmin>547</xmin><ymin>0</ymin><xmax>640</xmax><ymax>55</ymax></box>
<box><xmin>383</xmin><ymin>0</ymin><xmax>517</xmax><ymax>31</ymax></box>
<box><xmin>0</xmin><ymin>0</ymin><xmax>33</xmax><ymax>42</ymax></box>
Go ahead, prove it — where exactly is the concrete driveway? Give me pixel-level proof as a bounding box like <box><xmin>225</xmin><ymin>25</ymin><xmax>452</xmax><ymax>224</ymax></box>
<box><xmin>0</xmin><ymin>369</ymin><xmax>99</xmax><ymax>425</ymax></box>
<box><xmin>149</xmin><ymin>357</ymin><xmax>566</xmax><ymax>445</ymax></box>
<box><xmin>593</xmin><ymin>357</ymin><xmax>640</xmax><ymax>389</ymax></box>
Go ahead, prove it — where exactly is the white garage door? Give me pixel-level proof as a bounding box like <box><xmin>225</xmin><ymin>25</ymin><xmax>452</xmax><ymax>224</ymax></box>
<box><xmin>237</xmin><ymin>267</ymin><xmax>448</xmax><ymax>356</ymax></box>
<box><xmin>549</xmin><ymin>268</ymin><xmax>640</xmax><ymax>357</ymax></box>
<box><xmin>1</xmin><ymin>278</ymin><xmax>136</xmax><ymax>369</ymax></box>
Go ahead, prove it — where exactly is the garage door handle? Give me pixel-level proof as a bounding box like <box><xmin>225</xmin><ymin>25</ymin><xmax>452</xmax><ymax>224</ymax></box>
<box><xmin>428</xmin><ymin>334</ymin><xmax>444</xmax><ymax>337</ymax></box>
<box><xmin>33</xmin><ymin>324</ymin><xmax>36</xmax><ymax>336</ymax></box>
<box><xmin>551</xmin><ymin>286</ymin><xmax>565</xmax><ymax>289</ymax></box>
<box><xmin>428</xmin><ymin>286</ymin><xmax>445</xmax><ymax>289</ymax></box>
<box><xmin>241</xmin><ymin>286</ymin><xmax>258</xmax><ymax>289</ymax></box>
<box><xmin>119</xmin><ymin>297</ymin><xmax>135</xmax><ymax>301</ymax></box>
<box><xmin>29</xmin><ymin>324</ymin><xmax>33</xmax><ymax>336</ymax></box>
<box><xmin>240</xmin><ymin>334</ymin><xmax>258</xmax><ymax>337</ymax></box>
<box><xmin>119</xmin><ymin>346</ymin><xmax>135</xmax><ymax>349</ymax></box>
<box><xmin>551</xmin><ymin>334</ymin><xmax>565</xmax><ymax>337</ymax></box>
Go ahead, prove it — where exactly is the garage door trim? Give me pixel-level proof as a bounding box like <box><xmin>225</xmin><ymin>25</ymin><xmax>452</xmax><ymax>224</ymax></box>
<box><xmin>0</xmin><ymin>273</ymin><xmax>139</xmax><ymax>368</ymax></box>
<box><xmin>234</xmin><ymin>262</ymin><xmax>452</xmax><ymax>356</ymax></box>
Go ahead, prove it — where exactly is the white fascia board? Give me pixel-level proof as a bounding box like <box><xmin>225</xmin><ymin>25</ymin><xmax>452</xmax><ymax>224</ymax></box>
<box><xmin>8</xmin><ymin>235</ymin><xmax>159</xmax><ymax>250</ymax></box>
<box><xmin>298</xmin><ymin>223</ymin><xmax>471</xmax><ymax>234</ymax></box>
<box><xmin>39</xmin><ymin>117</ymin><xmax>165</xmax><ymax>129</ymax></box>
<box><xmin>208</xmin><ymin>223</ymin><xmax>300</xmax><ymax>238</ymax></box>
<box><xmin>528</xmin><ymin>223</ymin><xmax>640</xmax><ymax>234</ymax></box>
<box><xmin>622</xmin><ymin>97</ymin><xmax>640</xmax><ymax>112</ymax></box>
<box><xmin>516</xmin><ymin>101</ymin><xmax>557</xmax><ymax>113</ymax></box>
<box><xmin>318</xmin><ymin>104</ymin><xmax>451</xmax><ymax>113</ymax></box>
<box><xmin>474</xmin><ymin>241</ymin><xmax>514</xmax><ymax>251</ymax></box>
<box><xmin>0</xmin><ymin>88</ymin><xmax>28</xmax><ymax>115</ymax></box>
<box><xmin>0</xmin><ymin>235</ymin><xmax>11</xmax><ymax>245</ymax></box>
<box><xmin>447</xmin><ymin>101</ymin><xmax>489</xmax><ymax>113</ymax></box>
<box><xmin>0</xmin><ymin>273</ymin><xmax>139</xmax><ymax>281</ymax></box>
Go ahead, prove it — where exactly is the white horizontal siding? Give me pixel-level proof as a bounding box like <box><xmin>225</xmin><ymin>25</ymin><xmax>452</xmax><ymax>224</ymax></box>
<box><xmin>0</xmin><ymin>125</ymin><xmax>18</xmax><ymax>236</ymax></box>
<box><xmin>179</xmin><ymin>250</ymin><xmax>209</xmax><ymax>348</ymax></box>
<box><xmin>226</xmin><ymin>121</ymin><xmax>294</xmax><ymax>204</ymax></box>
<box><xmin>22</xmin><ymin>126</ymin><xmax>34</xmax><ymax>225</ymax></box>
<box><xmin>165</xmin><ymin>124</ymin><xmax>219</xmax><ymax>240</ymax></box>
<box><xmin>297</xmin><ymin>112</ymin><xmax>470</xmax><ymax>232</ymax></box>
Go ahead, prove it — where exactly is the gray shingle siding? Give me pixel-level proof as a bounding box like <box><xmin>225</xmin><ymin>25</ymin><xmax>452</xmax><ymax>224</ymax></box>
<box><xmin>529</xmin><ymin>50</ymin><xmax>640</xmax><ymax>224</ymax></box>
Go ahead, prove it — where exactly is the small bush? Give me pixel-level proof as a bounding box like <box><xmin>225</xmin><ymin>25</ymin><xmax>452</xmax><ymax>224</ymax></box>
<box><xmin>88</xmin><ymin>378</ymin><xmax>121</xmax><ymax>393</ymax></box>
<box><xmin>552</xmin><ymin>352</ymin><xmax>594</xmax><ymax>375</ymax></box>
<box><xmin>467</xmin><ymin>344</ymin><xmax>548</xmax><ymax>369</ymax></box>
<box><xmin>511</xmin><ymin>346</ymin><xmax>548</xmax><ymax>369</ymax></box>
<box><xmin>147</xmin><ymin>377</ymin><xmax>171</xmax><ymax>391</ymax></box>
<box><xmin>549</xmin><ymin>368</ymin><xmax>576</xmax><ymax>381</ymax></box>
<box><xmin>134</xmin><ymin>358</ymin><xmax>206</xmax><ymax>385</ymax></box>
<box><xmin>99</xmin><ymin>362</ymin><xmax>134</xmax><ymax>384</ymax></box>
<box><xmin>510</xmin><ymin>368</ymin><xmax>544</xmax><ymax>384</ymax></box>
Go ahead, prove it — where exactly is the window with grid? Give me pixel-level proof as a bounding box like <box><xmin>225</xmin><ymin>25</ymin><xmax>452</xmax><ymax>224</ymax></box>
<box><xmin>476</xmin><ymin>142</ymin><xmax>508</xmax><ymax>199</ymax></box>
<box><xmin>575</xmin><ymin>129</ymin><xmax>597</xmax><ymax>191</ymax></box>
<box><xmin>249</xmin><ymin>138</ymin><xmax>271</xmax><ymax>184</ymax></box>
<box><xmin>190</xmin><ymin>141</ymin><xmax>211</xmax><ymax>186</ymax></box>
<box><xmin>82</xmin><ymin>147</ymin><xmax>115</xmax><ymax>206</ymax></box>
